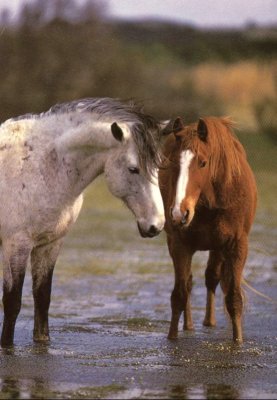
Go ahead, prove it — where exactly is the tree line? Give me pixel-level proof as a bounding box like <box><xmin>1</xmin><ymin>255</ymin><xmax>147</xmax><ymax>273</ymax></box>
<box><xmin>0</xmin><ymin>0</ymin><xmax>276</xmax><ymax>140</ymax></box>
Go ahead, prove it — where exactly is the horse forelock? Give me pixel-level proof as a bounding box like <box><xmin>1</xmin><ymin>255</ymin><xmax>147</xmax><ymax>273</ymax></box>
<box><xmin>181</xmin><ymin>117</ymin><xmax>244</xmax><ymax>185</ymax></box>
<box><xmin>131</xmin><ymin>115</ymin><xmax>162</xmax><ymax>180</ymax></box>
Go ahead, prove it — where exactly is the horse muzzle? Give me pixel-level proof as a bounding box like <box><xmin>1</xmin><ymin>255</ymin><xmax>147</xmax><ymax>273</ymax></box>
<box><xmin>170</xmin><ymin>207</ymin><xmax>191</xmax><ymax>227</ymax></box>
<box><xmin>181</xmin><ymin>209</ymin><xmax>190</xmax><ymax>225</ymax></box>
<box><xmin>137</xmin><ymin>222</ymin><xmax>163</xmax><ymax>238</ymax></box>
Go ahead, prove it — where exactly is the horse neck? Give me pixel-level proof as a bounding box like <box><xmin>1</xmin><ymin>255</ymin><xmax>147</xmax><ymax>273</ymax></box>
<box><xmin>203</xmin><ymin>173</ymin><xmax>241</xmax><ymax>209</ymax></box>
<box><xmin>199</xmin><ymin>180</ymin><xmax>216</xmax><ymax>209</ymax></box>
<box><xmin>54</xmin><ymin>112</ymin><xmax>122</xmax><ymax>150</ymax></box>
<box><xmin>51</xmin><ymin>112</ymin><xmax>122</xmax><ymax>195</ymax></box>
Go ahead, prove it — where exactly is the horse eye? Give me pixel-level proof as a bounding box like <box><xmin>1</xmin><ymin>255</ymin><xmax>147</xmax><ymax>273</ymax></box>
<box><xmin>199</xmin><ymin>160</ymin><xmax>207</xmax><ymax>168</ymax></box>
<box><xmin>128</xmin><ymin>166</ymin><xmax>140</xmax><ymax>174</ymax></box>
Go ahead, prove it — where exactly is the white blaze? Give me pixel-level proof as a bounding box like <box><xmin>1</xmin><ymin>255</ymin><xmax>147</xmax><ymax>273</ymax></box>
<box><xmin>149</xmin><ymin>168</ymin><xmax>165</xmax><ymax>222</ymax></box>
<box><xmin>172</xmin><ymin>150</ymin><xmax>194</xmax><ymax>220</ymax></box>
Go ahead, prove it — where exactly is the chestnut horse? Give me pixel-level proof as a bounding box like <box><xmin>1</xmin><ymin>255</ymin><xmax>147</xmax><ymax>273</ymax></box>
<box><xmin>159</xmin><ymin>117</ymin><xmax>257</xmax><ymax>342</ymax></box>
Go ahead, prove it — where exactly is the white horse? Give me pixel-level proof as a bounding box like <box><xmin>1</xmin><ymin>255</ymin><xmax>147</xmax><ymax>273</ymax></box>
<box><xmin>0</xmin><ymin>98</ymin><xmax>165</xmax><ymax>347</ymax></box>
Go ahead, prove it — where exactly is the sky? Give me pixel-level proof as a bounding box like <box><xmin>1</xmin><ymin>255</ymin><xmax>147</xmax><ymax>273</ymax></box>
<box><xmin>1</xmin><ymin>0</ymin><xmax>277</xmax><ymax>28</ymax></box>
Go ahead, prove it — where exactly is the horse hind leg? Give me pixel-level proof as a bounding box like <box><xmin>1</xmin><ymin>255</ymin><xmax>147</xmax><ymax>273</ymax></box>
<box><xmin>220</xmin><ymin>236</ymin><xmax>248</xmax><ymax>343</ymax></box>
<box><xmin>1</xmin><ymin>236</ymin><xmax>32</xmax><ymax>347</ymax></box>
<box><xmin>203</xmin><ymin>250</ymin><xmax>223</xmax><ymax>327</ymax></box>
<box><xmin>31</xmin><ymin>240</ymin><xmax>62</xmax><ymax>342</ymax></box>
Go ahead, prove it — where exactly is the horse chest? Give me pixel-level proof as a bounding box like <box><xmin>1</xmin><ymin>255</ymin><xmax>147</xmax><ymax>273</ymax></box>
<box><xmin>182</xmin><ymin>225</ymin><xmax>214</xmax><ymax>250</ymax></box>
<box><xmin>180</xmin><ymin>208</ymin><xmax>227</xmax><ymax>251</ymax></box>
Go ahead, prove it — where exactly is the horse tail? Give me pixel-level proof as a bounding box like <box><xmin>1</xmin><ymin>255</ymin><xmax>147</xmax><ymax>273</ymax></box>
<box><xmin>242</xmin><ymin>278</ymin><xmax>277</xmax><ymax>303</ymax></box>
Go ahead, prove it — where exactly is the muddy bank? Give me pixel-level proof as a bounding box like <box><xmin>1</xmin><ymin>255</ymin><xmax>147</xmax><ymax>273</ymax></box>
<box><xmin>0</xmin><ymin>274</ymin><xmax>276</xmax><ymax>399</ymax></box>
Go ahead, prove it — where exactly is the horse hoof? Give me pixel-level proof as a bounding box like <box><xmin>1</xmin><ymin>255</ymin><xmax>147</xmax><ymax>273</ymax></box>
<box><xmin>33</xmin><ymin>334</ymin><xmax>50</xmax><ymax>343</ymax></box>
<box><xmin>167</xmin><ymin>331</ymin><xmax>178</xmax><ymax>340</ymax></box>
<box><xmin>1</xmin><ymin>341</ymin><xmax>14</xmax><ymax>348</ymax></box>
<box><xmin>183</xmin><ymin>325</ymin><xmax>194</xmax><ymax>331</ymax></box>
<box><xmin>203</xmin><ymin>319</ymin><xmax>216</xmax><ymax>327</ymax></box>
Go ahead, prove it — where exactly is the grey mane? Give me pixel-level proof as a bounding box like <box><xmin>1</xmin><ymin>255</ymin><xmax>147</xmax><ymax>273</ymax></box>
<box><xmin>7</xmin><ymin>98</ymin><xmax>162</xmax><ymax>178</ymax></box>
<box><xmin>9</xmin><ymin>98</ymin><xmax>143</xmax><ymax>123</ymax></box>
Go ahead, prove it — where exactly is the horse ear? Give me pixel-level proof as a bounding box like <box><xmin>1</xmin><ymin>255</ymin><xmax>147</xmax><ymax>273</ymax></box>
<box><xmin>172</xmin><ymin>117</ymin><xmax>184</xmax><ymax>141</ymax></box>
<box><xmin>111</xmin><ymin>122</ymin><xmax>124</xmax><ymax>142</ymax></box>
<box><xmin>160</xmin><ymin>120</ymin><xmax>173</xmax><ymax>136</ymax></box>
<box><xmin>197</xmin><ymin>118</ymin><xmax>208</xmax><ymax>142</ymax></box>
<box><xmin>173</xmin><ymin>117</ymin><xmax>184</xmax><ymax>133</ymax></box>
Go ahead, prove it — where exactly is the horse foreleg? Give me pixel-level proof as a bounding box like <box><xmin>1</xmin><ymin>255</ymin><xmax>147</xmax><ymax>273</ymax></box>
<box><xmin>1</xmin><ymin>237</ymin><xmax>32</xmax><ymax>347</ymax></box>
<box><xmin>182</xmin><ymin>271</ymin><xmax>194</xmax><ymax>331</ymax></box>
<box><xmin>167</xmin><ymin>234</ymin><xmax>193</xmax><ymax>339</ymax></box>
<box><xmin>203</xmin><ymin>250</ymin><xmax>223</xmax><ymax>327</ymax></box>
<box><xmin>31</xmin><ymin>240</ymin><xmax>62</xmax><ymax>342</ymax></box>
<box><xmin>221</xmin><ymin>236</ymin><xmax>248</xmax><ymax>343</ymax></box>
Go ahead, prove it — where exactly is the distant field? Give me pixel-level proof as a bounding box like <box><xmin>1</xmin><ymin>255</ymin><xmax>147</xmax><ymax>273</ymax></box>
<box><xmin>190</xmin><ymin>61</ymin><xmax>276</xmax><ymax>131</ymax></box>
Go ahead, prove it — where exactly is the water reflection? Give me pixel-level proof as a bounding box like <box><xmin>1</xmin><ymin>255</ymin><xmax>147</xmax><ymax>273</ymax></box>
<box><xmin>169</xmin><ymin>383</ymin><xmax>240</xmax><ymax>399</ymax></box>
<box><xmin>1</xmin><ymin>377</ymin><xmax>21</xmax><ymax>398</ymax></box>
<box><xmin>0</xmin><ymin>377</ymin><xmax>53</xmax><ymax>399</ymax></box>
<box><xmin>0</xmin><ymin>343</ymin><xmax>54</xmax><ymax>399</ymax></box>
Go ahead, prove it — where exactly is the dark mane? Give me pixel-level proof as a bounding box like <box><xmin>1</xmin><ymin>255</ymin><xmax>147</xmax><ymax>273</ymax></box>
<box><xmin>8</xmin><ymin>97</ymin><xmax>162</xmax><ymax>179</ymax></box>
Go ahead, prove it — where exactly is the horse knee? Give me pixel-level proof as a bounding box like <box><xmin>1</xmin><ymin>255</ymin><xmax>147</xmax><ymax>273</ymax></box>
<box><xmin>171</xmin><ymin>280</ymin><xmax>191</xmax><ymax>310</ymax></box>
<box><xmin>187</xmin><ymin>274</ymin><xmax>193</xmax><ymax>292</ymax></box>
<box><xmin>171</xmin><ymin>287</ymin><xmax>181</xmax><ymax>310</ymax></box>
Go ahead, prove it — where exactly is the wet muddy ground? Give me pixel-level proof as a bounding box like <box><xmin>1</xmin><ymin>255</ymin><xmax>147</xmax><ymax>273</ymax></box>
<box><xmin>0</xmin><ymin>178</ymin><xmax>276</xmax><ymax>399</ymax></box>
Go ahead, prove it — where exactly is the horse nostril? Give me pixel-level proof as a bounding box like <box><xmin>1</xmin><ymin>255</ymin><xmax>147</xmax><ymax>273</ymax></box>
<box><xmin>181</xmin><ymin>210</ymin><xmax>189</xmax><ymax>224</ymax></box>
<box><xmin>148</xmin><ymin>225</ymin><xmax>159</xmax><ymax>237</ymax></box>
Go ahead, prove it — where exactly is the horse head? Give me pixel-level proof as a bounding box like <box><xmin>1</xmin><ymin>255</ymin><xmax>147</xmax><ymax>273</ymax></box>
<box><xmin>104</xmin><ymin>122</ymin><xmax>165</xmax><ymax>238</ymax></box>
<box><xmin>161</xmin><ymin>117</ymin><xmax>210</xmax><ymax>228</ymax></box>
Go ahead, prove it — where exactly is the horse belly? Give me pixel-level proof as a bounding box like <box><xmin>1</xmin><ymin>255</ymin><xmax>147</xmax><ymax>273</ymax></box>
<box><xmin>0</xmin><ymin>190</ymin><xmax>83</xmax><ymax>246</ymax></box>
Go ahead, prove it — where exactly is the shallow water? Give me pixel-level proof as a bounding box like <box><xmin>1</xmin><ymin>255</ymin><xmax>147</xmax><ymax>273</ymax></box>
<box><xmin>0</xmin><ymin>177</ymin><xmax>276</xmax><ymax>399</ymax></box>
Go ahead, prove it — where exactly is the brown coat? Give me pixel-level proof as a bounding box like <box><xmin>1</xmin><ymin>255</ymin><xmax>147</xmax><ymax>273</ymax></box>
<box><xmin>159</xmin><ymin>116</ymin><xmax>257</xmax><ymax>342</ymax></box>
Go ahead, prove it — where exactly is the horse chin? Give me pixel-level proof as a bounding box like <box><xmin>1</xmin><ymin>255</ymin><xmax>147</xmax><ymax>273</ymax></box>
<box><xmin>180</xmin><ymin>211</ymin><xmax>194</xmax><ymax>229</ymax></box>
<box><xmin>137</xmin><ymin>223</ymin><xmax>147</xmax><ymax>237</ymax></box>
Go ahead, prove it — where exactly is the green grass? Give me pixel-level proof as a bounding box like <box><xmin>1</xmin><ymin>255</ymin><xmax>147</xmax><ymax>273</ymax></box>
<box><xmin>237</xmin><ymin>131</ymin><xmax>276</xmax><ymax>173</ymax></box>
<box><xmin>236</xmin><ymin>132</ymin><xmax>277</xmax><ymax>212</ymax></box>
